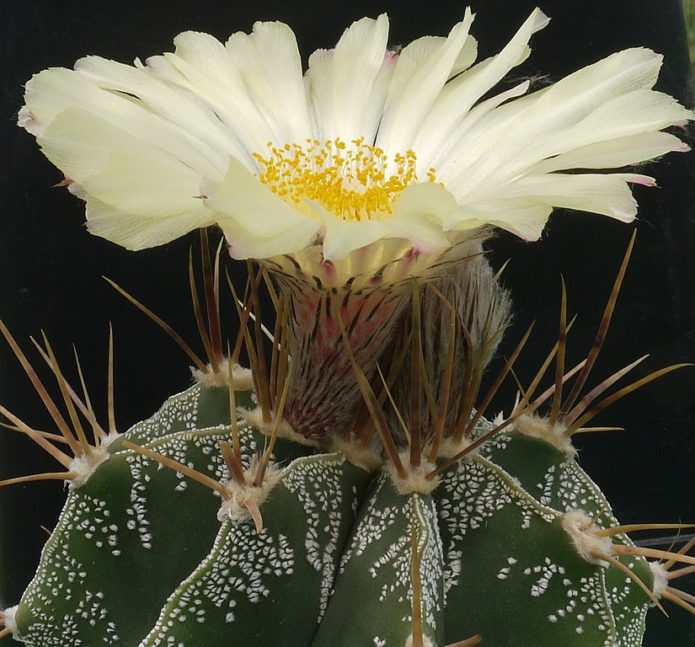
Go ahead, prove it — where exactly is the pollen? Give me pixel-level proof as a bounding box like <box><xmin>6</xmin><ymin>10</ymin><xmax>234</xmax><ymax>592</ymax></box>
<box><xmin>253</xmin><ymin>138</ymin><xmax>438</xmax><ymax>222</ymax></box>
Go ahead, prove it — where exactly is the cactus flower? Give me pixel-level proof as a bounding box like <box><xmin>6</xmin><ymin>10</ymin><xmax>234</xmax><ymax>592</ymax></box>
<box><xmin>19</xmin><ymin>8</ymin><xmax>691</xmax><ymax>270</ymax></box>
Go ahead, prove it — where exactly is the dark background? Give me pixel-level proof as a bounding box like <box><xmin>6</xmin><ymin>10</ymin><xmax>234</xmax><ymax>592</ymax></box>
<box><xmin>2</xmin><ymin>1</ymin><xmax>694</xmax><ymax>644</ymax></box>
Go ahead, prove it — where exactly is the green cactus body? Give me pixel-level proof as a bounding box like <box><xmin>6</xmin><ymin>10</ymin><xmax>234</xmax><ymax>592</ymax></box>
<box><xmin>313</xmin><ymin>474</ymin><xmax>444</xmax><ymax>647</ymax></box>
<box><xmin>142</xmin><ymin>453</ymin><xmax>369</xmax><ymax>646</ymax></box>
<box><xmin>9</xmin><ymin>383</ymin><xmax>311</xmax><ymax>646</ymax></box>
<box><xmin>6</xmin><ymin>389</ymin><xmax>661</xmax><ymax>647</ymax></box>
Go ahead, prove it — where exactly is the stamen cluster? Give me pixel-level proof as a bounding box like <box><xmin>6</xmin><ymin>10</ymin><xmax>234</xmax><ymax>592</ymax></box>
<box><xmin>253</xmin><ymin>138</ymin><xmax>436</xmax><ymax>221</ymax></box>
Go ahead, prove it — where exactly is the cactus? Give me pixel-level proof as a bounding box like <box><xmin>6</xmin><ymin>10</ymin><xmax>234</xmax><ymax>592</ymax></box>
<box><xmin>1</xmin><ymin>233</ymin><xmax>694</xmax><ymax>647</ymax></box>
<box><xmin>4</xmin><ymin>7</ymin><xmax>695</xmax><ymax>646</ymax></box>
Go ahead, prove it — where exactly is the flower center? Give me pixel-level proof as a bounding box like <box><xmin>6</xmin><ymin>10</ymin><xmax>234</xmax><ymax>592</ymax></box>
<box><xmin>253</xmin><ymin>138</ymin><xmax>437</xmax><ymax>222</ymax></box>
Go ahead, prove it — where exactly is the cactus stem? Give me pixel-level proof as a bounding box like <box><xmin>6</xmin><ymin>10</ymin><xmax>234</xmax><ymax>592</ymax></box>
<box><xmin>120</xmin><ymin>439</ymin><xmax>227</xmax><ymax>497</ymax></box>
<box><xmin>595</xmin><ymin>523</ymin><xmax>695</xmax><ymax>538</ymax></box>
<box><xmin>560</xmin><ymin>229</ymin><xmax>636</xmax><ymax>415</ymax></box>
<box><xmin>0</xmin><ymin>471</ymin><xmax>77</xmax><ymax>487</ymax></box>
<box><xmin>446</xmin><ymin>636</ymin><xmax>483</xmax><ymax>647</ymax></box>
<box><xmin>561</xmin><ymin>511</ymin><xmax>695</xmax><ymax>616</ymax></box>
<box><xmin>409</xmin><ymin>525</ymin><xmax>424</xmax><ymax>647</ymax></box>
<box><xmin>104</xmin><ymin>276</ymin><xmax>208</xmax><ymax>373</ymax></box>
<box><xmin>338</xmin><ymin>311</ymin><xmax>406</xmax><ymax>479</ymax></box>
<box><xmin>602</xmin><ymin>553</ymin><xmax>667</xmax><ymax>615</ymax></box>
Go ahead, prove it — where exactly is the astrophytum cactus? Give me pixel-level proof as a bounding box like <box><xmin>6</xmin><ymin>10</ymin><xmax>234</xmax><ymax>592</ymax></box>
<box><xmin>3</xmin><ymin>6</ymin><xmax>695</xmax><ymax>647</ymax></box>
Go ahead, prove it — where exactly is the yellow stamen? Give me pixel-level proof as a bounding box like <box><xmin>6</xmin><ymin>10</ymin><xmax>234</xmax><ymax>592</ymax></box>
<box><xmin>253</xmin><ymin>138</ymin><xmax>437</xmax><ymax>222</ymax></box>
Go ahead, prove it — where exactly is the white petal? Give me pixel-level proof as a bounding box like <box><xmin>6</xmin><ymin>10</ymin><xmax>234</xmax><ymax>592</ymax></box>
<box><xmin>205</xmin><ymin>156</ymin><xmax>320</xmax><ymax>258</ymax></box>
<box><xmin>446</xmin><ymin>49</ymin><xmax>678</xmax><ymax>197</ymax></box>
<box><xmin>75</xmin><ymin>56</ymin><xmax>248</xmax><ymax>170</ymax></box>
<box><xmin>226</xmin><ymin>21</ymin><xmax>313</xmax><ymax>144</ymax></box>
<box><xmin>307</xmin><ymin>14</ymin><xmax>390</xmax><ymax>142</ymax></box>
<box><xmin>320</xmin><ymin>211</ymin><xmax>392</xmax><ymax>261</ymax></box>
<box><xmin>39</xmin><ymin>108</ymin><xmax>210</xmax><ymax>220</ymax></box>
<box><xmin>429</xmin><ymin>80</ymin><xmax>530</xmax><ymax>179</ymax></box>
<box><xmin>529</xmin><ymin>131</ymin><xmax>690</xmax><ymax>174</ymax></box>
<box><xmin>86</xmin><ymin>198</ymin><xmax>212</xmax><ymax>250</ymax></box>
<box><xmin>445</xmin><ymin>198</ymin><xmax>552</xmax><ymax>241</ymax></box>
<box><xmin>392</xmin><ymin>182</ymin><xmax>458</xmax><ymax>222</ymax></box>
<box><xmin>377</xmin><ymin>8</ymin><xmax>475</xmax><ymax>157</ymax></box>
<box><xmin>496</xmin><ymin>173</ymin><xmax>654</xmax><ymax>222</ymax></box>
<box><xmin>23</xmin><ymin>66</ymin><xmax>228</xmax><ymax>180</ymax></box>
<box><xmin>410</xmin><ymin>8</ymin><xmax>548</xmax><ymax>168</ymax></box>
<box><xmin>160</xmin><ymin>31</ymin><xmax>276</xmax><ymax>156</ymax></box>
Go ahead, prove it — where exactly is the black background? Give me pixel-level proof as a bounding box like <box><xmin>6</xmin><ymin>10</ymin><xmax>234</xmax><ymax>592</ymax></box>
<box><xmin>2</xmin><ymin>1</ymin><xmax>694</xmax><ymax>644</ymax></box>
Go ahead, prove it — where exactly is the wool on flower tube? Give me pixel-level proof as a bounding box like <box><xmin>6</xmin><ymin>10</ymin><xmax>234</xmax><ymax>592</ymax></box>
<box><xmin>18</xmin><ymin>7</ymin><xmax>693</xmax><ymax>440</ymax></box>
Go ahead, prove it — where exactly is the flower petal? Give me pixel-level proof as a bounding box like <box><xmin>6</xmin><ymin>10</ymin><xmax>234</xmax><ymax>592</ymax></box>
<box><xmin>529</xmin><ymin>131</ymin><xmax>690</xmax><ymax>174</ymax></box>
<box><xmin>307</xmin><ymin>14</ymin><xmax>390</xmax><ymax>142</ymax></box>
<box><xmin>86</xmin><ymin>198</ymin><xmax>213</xmax><ymax>250</ymax></box>
<box><xmin>445</xmin><ymin>49</ymin><xmax>684</xmax><ymax>198</ymax></box>
<box><xmin>154</xmin><ymin>31</ymin><xmax>277</xmax><ymax>157</ymax></box>
<box><xmin>496</xmin><ymin>172</ymin><xmax>654</xmax><ymax>221</ymax></box>
<box><xmin>411</xmin><ymin>8</ymin><xmax>548</xmax><ymax>170</ymax></box>
<box><xmin>226</xmin><ymin>21</ymin><xmax>313</xmax><ymax>144</ymax></box>
<box><xmin>377</xmin><ymin>8</ymin><xmax>476</xmax><ymax>157</ymax></box>
<box><xmin>445</xmin><ymin>198</ymin><xmax>552</xmax><ymax>241</ymax></box>
<box><xmin>21</xmin><ymin>66</ymin><xmax>228</xmax><ymax>179</ymax></box>
<box><xmin>39</xmin><ymin>108</ymin><xmax>211</xmax><ymax>224</ymax></box>
<box><xmin>205</xmin><ymin>156</ymin><xmax>320</xmax><ymax>258</ymax></box>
